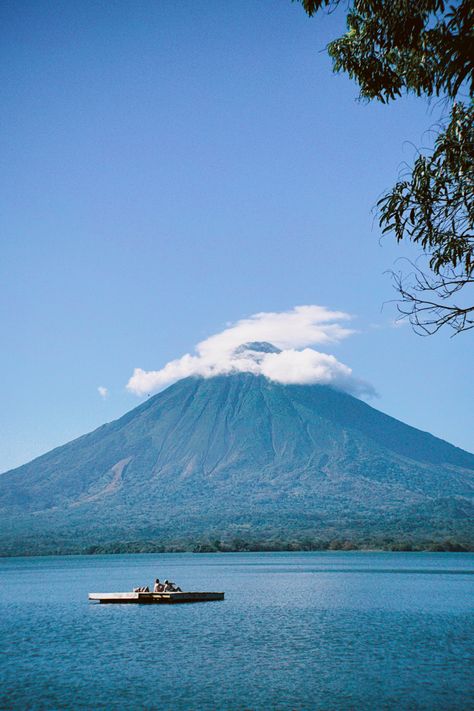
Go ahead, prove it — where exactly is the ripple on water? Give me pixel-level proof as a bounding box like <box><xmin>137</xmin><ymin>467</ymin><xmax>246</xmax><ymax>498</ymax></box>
<box><xmin>0</xmin><ymin>552</ymin><xmax>473</xmax><ymax>710</ymax></box>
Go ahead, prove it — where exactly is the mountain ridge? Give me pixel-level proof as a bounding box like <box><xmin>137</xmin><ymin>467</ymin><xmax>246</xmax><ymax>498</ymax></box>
<box><xmin>1</xmin><ymin>372</ymin><xmax>473</xmax><ymax>554</ymax></box>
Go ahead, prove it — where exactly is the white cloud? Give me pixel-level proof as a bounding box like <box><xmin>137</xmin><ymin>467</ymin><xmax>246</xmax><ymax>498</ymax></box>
<box><xmin>126</xmin><ymin>305</ymin><xmax>373</xmax><ymax>397</ymax></box>
<box><xmin>196</xmin><ymin>305</ymin><xmax>354</xmax><ymax>360</ymax></box>
<box><xmin>98</xmin><ymin>386</ymin><xmax>108</xmax><ymax>399</ymax></box>
<box><xmin>260</xmin><ymin>348</ymin><xmax>351</xmax><ymax>385</ymax></box>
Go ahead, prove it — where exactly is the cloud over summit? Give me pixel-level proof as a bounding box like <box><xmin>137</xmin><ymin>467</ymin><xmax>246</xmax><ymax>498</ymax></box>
<box><xmin>126</xmin><ymin>305</ymin><xmax>373</xmax><ymax>397</ymax></box>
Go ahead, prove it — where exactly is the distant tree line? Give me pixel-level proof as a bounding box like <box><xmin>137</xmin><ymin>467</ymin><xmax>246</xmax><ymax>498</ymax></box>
<box><xmin>1</xmin><ymin>536</ymin><xmax>470</xmax><ymax>557</ymax></box>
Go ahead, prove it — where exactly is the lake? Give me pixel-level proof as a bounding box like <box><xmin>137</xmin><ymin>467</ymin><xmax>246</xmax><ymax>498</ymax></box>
<box><xmin>0</xmin><ymin>552</ymin><xmax>473</xmax><ymax>710</ymax></box>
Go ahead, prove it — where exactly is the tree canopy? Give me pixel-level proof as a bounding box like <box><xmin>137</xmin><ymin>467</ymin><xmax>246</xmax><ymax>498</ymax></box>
<box><xmin>298</xmin><ymin>0</ymin><xmax>474</xmax><ymax>334</ymax></box>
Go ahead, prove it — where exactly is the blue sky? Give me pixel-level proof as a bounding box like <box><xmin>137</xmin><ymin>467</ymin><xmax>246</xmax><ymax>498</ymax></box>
<box><xmin>1</xmin><ymin>0</ymin><xmax>472</xmax><ymax>472</ymax></box>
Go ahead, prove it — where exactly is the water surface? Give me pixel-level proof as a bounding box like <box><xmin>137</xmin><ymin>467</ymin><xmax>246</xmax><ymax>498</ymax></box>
<box><xmin>0</xmin><ymin>552</ymin><xmax>472</xmax><ymax>710</ymax></box>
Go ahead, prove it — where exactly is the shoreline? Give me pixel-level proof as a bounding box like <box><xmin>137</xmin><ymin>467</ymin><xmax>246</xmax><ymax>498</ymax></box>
<box><xmin>1</xmin><ymin>540</ymin><xmax>472</xmax><ymax>558</ymax></box>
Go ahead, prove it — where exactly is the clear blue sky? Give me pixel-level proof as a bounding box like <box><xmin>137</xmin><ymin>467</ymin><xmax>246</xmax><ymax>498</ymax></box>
<box><xmin>1</xmin><ymin>0</ymin><xmax>472</xmax><ymax>472</ymax></box>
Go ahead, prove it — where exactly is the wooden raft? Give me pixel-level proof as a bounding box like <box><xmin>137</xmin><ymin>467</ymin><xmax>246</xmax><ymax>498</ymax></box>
<box><xmin>88</xmin><ymin>591</ymin><xmax>224</xmax><ymax>604</ymax></box>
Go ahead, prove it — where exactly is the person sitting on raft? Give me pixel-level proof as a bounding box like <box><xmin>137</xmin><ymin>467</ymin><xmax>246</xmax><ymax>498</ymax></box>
<box><xmin>163</xmin><ymin>579</ymin><xmax>182</xmax><ymax>592</ymax></box>
<box><xmin>153</xmin><ymin>578</ymin><xmax>164</xmax><ymax>592</ymax></box>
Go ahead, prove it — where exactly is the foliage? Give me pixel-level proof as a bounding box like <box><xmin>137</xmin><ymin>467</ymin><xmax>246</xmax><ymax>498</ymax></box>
<box><xmin>0</xmin><ymin>534</ymin><xmax>471</xmax><ymax>557</ymax></box>
<box><xmin>381</xmin><ymin>102</ymin><xmax>474</xmax><ymax>333</ymax></box>
<box><xmin>297</xmin><ymin>0</ymin><xmax>474</xmax><ymax>334</ymax></box>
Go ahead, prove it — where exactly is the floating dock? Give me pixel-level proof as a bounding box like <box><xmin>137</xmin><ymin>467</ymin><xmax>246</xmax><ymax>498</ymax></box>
<box><xmin>89</xmin><ymin>591</ymin><xmax>224</xmax><ymax>604</ymax></box>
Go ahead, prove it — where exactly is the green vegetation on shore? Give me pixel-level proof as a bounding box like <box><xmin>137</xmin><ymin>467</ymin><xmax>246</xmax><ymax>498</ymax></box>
<box><xmin>83</xmin><ymin>538</ymin><xmax>474</xmax><ymax>555</ymax></box>
<box><xmin>1</xmin><ymin>536</ymin><xmax>471</xmax><ymax>557</ymax></box>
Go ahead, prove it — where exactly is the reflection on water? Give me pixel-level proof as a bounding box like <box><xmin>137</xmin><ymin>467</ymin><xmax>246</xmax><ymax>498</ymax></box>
<box><xmin>0</xmin><ymin>552</ymin><xmax>473</xmax><ymax>710</ymax></box>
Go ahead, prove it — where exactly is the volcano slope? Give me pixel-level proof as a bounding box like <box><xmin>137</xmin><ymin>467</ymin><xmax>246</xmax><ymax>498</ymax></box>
<box><xmin>0</xmin><ymin>372</ymin><xmax>473</xmax><ymax>554</ymax></box>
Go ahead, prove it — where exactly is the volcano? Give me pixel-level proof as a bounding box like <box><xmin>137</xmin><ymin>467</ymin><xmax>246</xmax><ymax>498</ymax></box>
<box><xmin>1</xmin><ymin>348</ymin><xmax>473</xmax><ymax>554</ymax></box>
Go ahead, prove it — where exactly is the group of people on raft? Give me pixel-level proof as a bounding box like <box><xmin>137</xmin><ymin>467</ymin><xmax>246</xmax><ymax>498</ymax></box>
<box><xmin>133</xmin><ymin>578</ymin><xmax>182</xmax><ymax>593</ymax></box>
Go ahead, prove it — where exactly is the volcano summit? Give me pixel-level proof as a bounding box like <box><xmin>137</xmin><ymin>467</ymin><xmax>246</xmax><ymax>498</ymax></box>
<box><xmin>1</xmin><ymin>344</ymin><xmax>473</xmax><ymax>554</ymax></box>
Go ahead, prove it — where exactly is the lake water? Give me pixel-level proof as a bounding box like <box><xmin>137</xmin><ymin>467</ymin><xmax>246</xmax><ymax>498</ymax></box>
<box><xmin>0</xmin><ymin>552</ymin><xmax>473</xmax><ymax>710</ymax></box>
